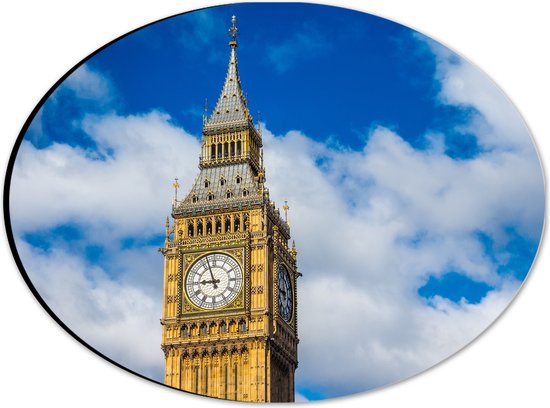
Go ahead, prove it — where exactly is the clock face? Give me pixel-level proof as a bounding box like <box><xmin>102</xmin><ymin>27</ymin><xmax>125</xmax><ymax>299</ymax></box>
<box><xmin>278</xmin><ymin>264</ymin><xmax>293</xmax><ymax>322</ymax></box>
<box><xmin>185</xmin><ymin>253</ymin><xmax>243</xmax><ymax>310</ymax></box>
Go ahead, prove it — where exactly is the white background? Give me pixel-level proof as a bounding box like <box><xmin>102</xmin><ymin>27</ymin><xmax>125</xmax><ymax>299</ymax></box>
<box><xmin>0</xmin><ymin>1</ymin><xmax>547</xmax><ymax>407</ymax></box>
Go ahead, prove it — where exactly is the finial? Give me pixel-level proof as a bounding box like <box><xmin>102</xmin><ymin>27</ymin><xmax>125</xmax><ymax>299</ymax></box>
<box><xmin>260</xmin><ymin>147</ymin><xmax>264</xmax><ymax>168</ymax></box>
<box><xmin>257</xmin><ymin>147</ymin><xmax>265</xmax><ymax>193</ymax></box>
<box><xmin>203</xmin><ymin>98</ymin><xmax>208</xmax><ymax>124</ymax></box>
<box><xmin>173</xmin><ymin>177</ymin><xmax>180</xmax><ymax>202</ymax></box>
<box><xmin>228</xmin><ymin>15</ymin><xmax>239</xmax><ymax>47</ymax></box>
<box><xmin>283</xmin><ymin>200</ymin><xmax>289</xmax><ymax>222</ymax></box>
<box><xmin>165</xmin><ymin>216</ymin><xmax>170</xmax><ymax>243</ymax></box>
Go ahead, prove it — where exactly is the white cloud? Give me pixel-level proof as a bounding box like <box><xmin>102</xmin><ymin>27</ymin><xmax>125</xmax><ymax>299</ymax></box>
<box><xmin>10</xmin><ymin>110</ymin><xmax>200</xmax><ymax>241</ymax></box>
<box><xmin>16</xmin><ymin>238</ymin><xmax>164</xmax><ymax>380</ymax></box>
<box><xmin>9</xmin><ymin>101</ymin><xmax>201</xmax><ymax>385</ymax></box>
<box><xmin>62</xmin><ymin>63</ymin><xmax>114</xmax><ymax>103</ymax></box>
<box><xmin>294</xmin><ymin>273</ymin><xmax>518</xmax><ymax>397</ymax></box>
<box><xmin>258</xmin><ymin>37</ymin><xmax>543</xmax><ymax>397</ymax></box>
<box><xmin>259</xmin><ymin>114</ymin><xmax>541</xmax><ymax>396</ymax></box>
<box><xmin>423</xmin><ymin>34</ymin><xmax>537</xmax><ymax>154</ymax></box>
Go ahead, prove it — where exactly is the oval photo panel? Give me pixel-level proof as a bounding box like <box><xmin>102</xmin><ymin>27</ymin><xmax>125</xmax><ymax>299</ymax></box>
<box><xmin>5</xmin><ymin>2</ymin><xmax>544</xmax><ymax>402</ymax></box>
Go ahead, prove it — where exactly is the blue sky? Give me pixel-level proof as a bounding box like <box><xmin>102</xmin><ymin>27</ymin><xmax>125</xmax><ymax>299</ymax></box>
<box><xmin>9</xmin><ymin>2</ymin><xmax>544</xmax><ymax>402</ymax></box>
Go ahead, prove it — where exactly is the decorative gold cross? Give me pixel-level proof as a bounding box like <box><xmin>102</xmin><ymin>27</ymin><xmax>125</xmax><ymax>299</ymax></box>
<box><xmin>228</xmin><ymin>15</ymin><xmax>239</xmax><ymax>42</ymax></box>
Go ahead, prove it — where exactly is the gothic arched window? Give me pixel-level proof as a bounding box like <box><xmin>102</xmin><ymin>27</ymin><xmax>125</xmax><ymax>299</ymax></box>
<box><xmin>238</xmin><ymin>320</ymin><xmax>247</xmax><ymax>332</ymax></box>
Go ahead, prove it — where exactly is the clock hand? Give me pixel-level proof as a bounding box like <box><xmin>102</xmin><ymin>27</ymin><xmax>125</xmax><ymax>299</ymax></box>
<box><xmin>205</xmin><ymin>257</ymin><xmax>218</xmax><ymax>289</ymax></box>
<box><xmin>201</xmin><ymin>279</ymin><xmax>221</xmax><ymax>285</ymax></box>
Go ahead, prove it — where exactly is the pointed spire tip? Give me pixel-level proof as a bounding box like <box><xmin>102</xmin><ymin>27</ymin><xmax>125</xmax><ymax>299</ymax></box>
<box><xmin>228</xmin><ymin>15</ymin><xmax>239</xmax><ymax>47</ymax></box>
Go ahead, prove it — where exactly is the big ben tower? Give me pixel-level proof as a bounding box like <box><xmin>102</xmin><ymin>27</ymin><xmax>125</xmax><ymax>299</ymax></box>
<box><xmin>160</xmin><ymin>16</ymin><xmax>299</xmax><ymax>402</ymax></box>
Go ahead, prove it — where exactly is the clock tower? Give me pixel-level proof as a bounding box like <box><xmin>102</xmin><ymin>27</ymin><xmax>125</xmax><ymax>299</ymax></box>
<box><xmin>160</xmin><ymin>16</ymin><xmax>299</xmax><ymax>402</ymax></box>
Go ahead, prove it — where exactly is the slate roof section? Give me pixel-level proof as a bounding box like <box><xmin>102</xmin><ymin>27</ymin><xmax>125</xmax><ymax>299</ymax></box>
<box><xmin>180</xmin><ymin>162</ymin><xmax>260</xmax><ymax>205</ymax></box>
<box><xmin>205</xmin><ymin>44</ymin><xmax>251</xmax><ymax>127</ymax></box>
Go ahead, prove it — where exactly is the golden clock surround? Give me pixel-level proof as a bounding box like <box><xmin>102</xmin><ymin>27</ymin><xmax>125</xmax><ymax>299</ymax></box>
<box><xmin>180</xmin><ymin>248</ymin><xmax>248</xmax><ymax>316</ymax></box>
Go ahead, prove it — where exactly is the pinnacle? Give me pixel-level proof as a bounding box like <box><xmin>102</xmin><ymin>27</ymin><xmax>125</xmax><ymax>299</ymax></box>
<box><xmin>205</xmin><ymin>20</ymin><xmax>251</xmax><ymax>127</ymax></box>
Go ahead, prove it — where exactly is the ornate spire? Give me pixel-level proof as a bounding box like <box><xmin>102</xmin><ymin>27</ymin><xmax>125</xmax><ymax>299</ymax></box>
<box><xmin>291</xmin><ymin>240</ymin><xmax>297</xmax><ymax>259</ymax></box>
<box><xmin>205</xmin><ymin>16</ymin><xmax>251</xmax><ymax>128</ymax></box>
<box><xmin>196</xmin><ymin>15</ymin><xmax>262</xmax><ymax>173</ymax></box>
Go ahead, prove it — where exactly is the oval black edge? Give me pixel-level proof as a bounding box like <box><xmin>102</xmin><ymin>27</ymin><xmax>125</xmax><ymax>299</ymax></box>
<box><xmin>1</xmin><ymin>2</ymin><xmax>242</xmax><ymax>402</ymax></box>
